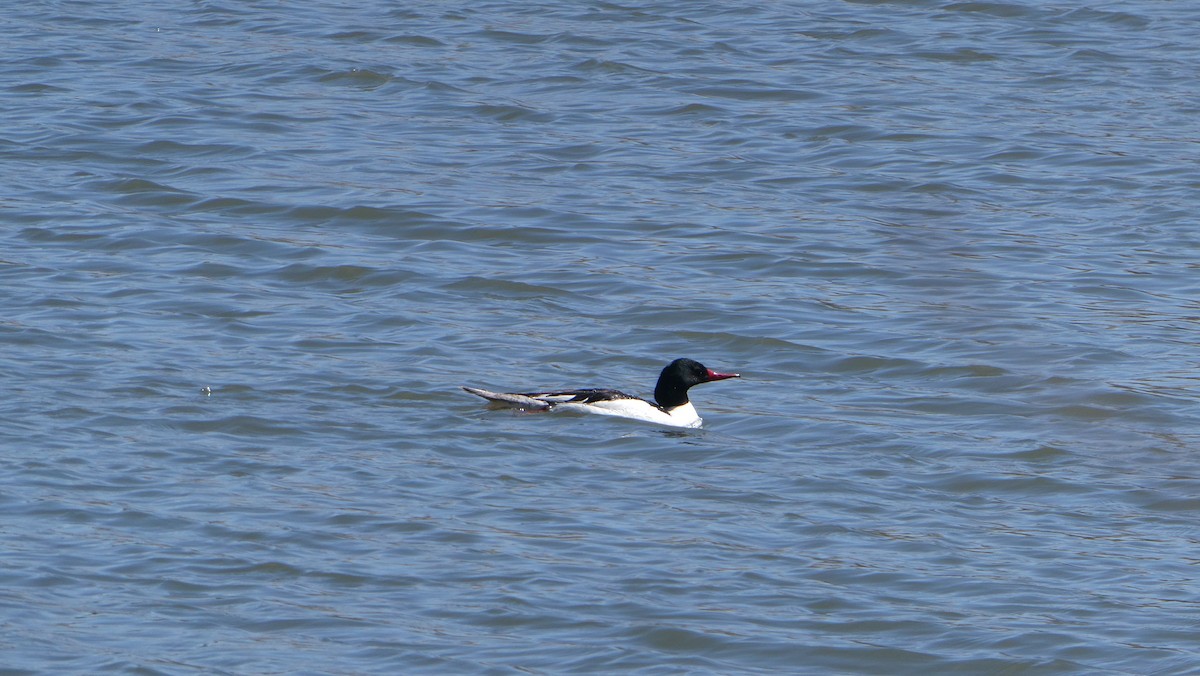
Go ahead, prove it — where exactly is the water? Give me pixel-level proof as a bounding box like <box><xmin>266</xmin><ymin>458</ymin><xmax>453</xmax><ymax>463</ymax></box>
<box><xmin>3</xmin><ymin>1</ymin><xmax>1199</xmax><ymax>673</ymax></box>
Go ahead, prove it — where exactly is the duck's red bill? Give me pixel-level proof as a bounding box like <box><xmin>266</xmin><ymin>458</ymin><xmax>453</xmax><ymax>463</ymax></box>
<box><xmin>705</xmin><ymin>369</ymin><xmax>740</xmax><ymax>381</ymax></box>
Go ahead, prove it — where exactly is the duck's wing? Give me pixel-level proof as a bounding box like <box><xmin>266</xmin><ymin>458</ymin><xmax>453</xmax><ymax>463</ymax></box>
<box><xmin>463</xmin><ymin>386</ymin><xmax>649</xmax><ymax>409</ymax></box>
<box><xmin>523</xmin><ymin>388</ymin><xmax>641</xmax><ymax>405</ymax></box>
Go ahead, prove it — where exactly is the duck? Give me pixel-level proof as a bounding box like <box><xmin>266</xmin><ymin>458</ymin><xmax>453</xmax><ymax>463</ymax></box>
<box><xmin>462</xmin><ymin>358</ymin><xmax>739</xmax><ymax>428</ymax></box>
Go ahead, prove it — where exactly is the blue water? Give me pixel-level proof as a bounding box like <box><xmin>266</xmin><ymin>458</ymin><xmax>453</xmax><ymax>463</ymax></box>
<box><xmin>3</xmin><ymin>1</ymin><xmax>1200</xmax><ymax>673</ymax></box>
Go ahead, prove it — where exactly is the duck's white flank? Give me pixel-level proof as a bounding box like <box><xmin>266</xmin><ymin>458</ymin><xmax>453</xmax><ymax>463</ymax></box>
<box><xmin>555</xmin><ymin>400</ymin><xmax>702</xmax><ymax>428</ymax></box>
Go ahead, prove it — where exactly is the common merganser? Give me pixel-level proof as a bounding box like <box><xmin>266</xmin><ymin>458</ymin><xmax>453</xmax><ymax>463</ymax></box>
<box><xmin>462</xmin><ymin>358</ymin><xmax>740</xmax><ymax>428</ymax></box>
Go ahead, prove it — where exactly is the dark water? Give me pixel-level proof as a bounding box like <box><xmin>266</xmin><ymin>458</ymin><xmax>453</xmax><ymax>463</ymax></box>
<box><xmin>3</xmin><ymin>1</ymin><xmax>1199</xmax><ymax>673</ymax></box>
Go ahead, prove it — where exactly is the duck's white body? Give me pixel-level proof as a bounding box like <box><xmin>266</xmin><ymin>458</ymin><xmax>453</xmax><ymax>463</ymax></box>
<box><xmin>462</xmin><ymin>358</ymin><xmax>738</xmax><ymax>429</ymax></box>
<box><xmin>465</xmin><ymin>388</ymin><xmax>703</xmax><ymax>428</ymax></box>
<box><xmin>557</xmin><ymin>399</ymin><xmax>701</xmax><ymax>428</ymax></box>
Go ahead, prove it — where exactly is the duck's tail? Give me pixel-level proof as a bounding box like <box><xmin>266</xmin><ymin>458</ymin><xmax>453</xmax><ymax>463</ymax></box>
<box><xmin>462</xmin><ymin>386</ymin><xmax>553</xmax><ymax>410</ymax></box>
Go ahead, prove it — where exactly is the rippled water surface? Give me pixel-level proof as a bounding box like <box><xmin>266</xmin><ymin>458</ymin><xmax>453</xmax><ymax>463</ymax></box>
<box><xmin>4</xmin><ymin>1</ymin><xmax>1200</xmax><ymax>673</ymax></box>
